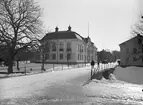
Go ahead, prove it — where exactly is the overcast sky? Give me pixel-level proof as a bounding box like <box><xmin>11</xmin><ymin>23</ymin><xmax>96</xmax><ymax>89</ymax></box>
<box><xmin>35</xmin><ymin>0</ymin><xmax>141</xmax><ymax>51</ymax></box>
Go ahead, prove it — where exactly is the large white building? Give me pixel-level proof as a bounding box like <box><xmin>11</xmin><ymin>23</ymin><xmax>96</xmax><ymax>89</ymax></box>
<box><xmin>39</xmin><ymin>26</ymin><xmax>97</xmax><ymax>64</ymax></box>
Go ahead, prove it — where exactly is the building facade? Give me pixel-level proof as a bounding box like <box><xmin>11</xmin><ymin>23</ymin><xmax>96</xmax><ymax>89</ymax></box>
<box><xmin>119</xmin><ymin>34</ymin><xmax>143</xmax><ymax>66</ymax></box>
<box><xmin>39</xmin><ymin>26</ymin><xmax>97</xmax><ymax>64</ymax></box>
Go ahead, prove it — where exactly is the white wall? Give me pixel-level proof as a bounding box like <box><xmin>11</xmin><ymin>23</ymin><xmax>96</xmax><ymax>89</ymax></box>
<box><xmin>45</xmin><ymin>39</ymin><xmax>78</xmax><ymax>63</ymax></box>
<box><xmin>44</xmin><ymin>38</ymin><xmax>97</xmax><ymax>64</ymax></box>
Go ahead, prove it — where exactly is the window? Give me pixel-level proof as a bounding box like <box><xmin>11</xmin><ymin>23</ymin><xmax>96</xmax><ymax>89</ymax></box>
<box><xmin>138</xmin><ymin>38</ymin><xmax>142</xmax><ymax>44</ymax></box>
<box><xmin>52</xmin><ymin>42</ymin><xmax>56</xmax><ymax>51</ymax></box>
<box><xmin>133</xmin><ymin>48</ymin><xmax>137</xmax><ymax>54</ymax></box>
<box><xmin>91</xmin><ymin>49</ymin><xmax>93</xmax><ymax>53</ymax></box>
<box><xmin>52</xmin><ymin>53</ymin><xmax>56</xmax><ymax>60</ymax></box>
<box><xmin>126</xmin><ymin>57</ymin><xmax>129</xmax><ymax>63</ymax></box>
<box><xmin>45</xmin><ymin>42</ymin><xmax>51</xmax><ymax>52</ymax></box>
<box><xmin>46</xmin><ymin>46</ymin><xmax>50</xmax><ymax>52</ymax></box>
<box><xmin>67</xmin><ymin>42</ymin><xmax>71</xmax><ymax>48</ymax></box>
<box><xmin>60</xmin><ymin>53</ymin><xmax>63</xmax><ymax>60</ymax></box>
<box><xmin>59</xmin><ymin>42</ymin><xmax>64</xmax><ymax>51</ymax></box>
<box><xmin>45</xmin><ymin>54</ymin><xmax>49</xmax><ymax>60</ymax></box>
<box><xmin>67</xmin><ymin>42</ymin><xmax>71</xmax><ymax>51</ymax></box>
<box><xmin>78</xmin><ymin>44</ymin><xmax>80</xmax><ymax>52</ymax></box>
<box><xmin>67</xmin><ymin>53</ymin><xmax>71</xmax><ymax>60</ymax></box>
<box><xmin>81</xmin><ymin>46</ymin><xmax>83</xmax><ymax>52</ymax></box>
<box><xmin>133</xmin><ymin>57</ymin><xmax>137</xmax><ymax>61</ymax></box>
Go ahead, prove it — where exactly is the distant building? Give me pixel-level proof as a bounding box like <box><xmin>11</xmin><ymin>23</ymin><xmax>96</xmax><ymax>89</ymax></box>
<box><xmin>119</xmin><ymin>34</ymin><xmax>143</xmax><ymax>66</ymax></box>
<box><xmin>38</xmin><ymin>26</ymin><xmax>97</xmax><ymax>64</ymax></box>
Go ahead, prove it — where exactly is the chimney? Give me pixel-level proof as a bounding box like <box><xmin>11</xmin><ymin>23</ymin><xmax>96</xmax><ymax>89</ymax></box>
<box><xmin>68</xmin><ymin>25</ymin><xmax>71</xmax><ymax>31</ymax></box>
<box><xmin>55</xmin><ymin>27</ymin><xmax>59</xmax><ymax>32</ymax></box>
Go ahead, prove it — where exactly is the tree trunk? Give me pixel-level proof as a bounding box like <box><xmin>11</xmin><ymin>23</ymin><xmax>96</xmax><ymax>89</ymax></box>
<box><xmin>41</xmin><ymin>60</ymin><xmax>45</xmax><ymax>70</ymax></box>
<box><xmin>17</xmin><ymin>60</ymin><xmax>20</xmax><ymax>71</ymax></box>
<box><xmin>8</xmin><ymin>57</ymin><xmax>13</xmax><ymax>74</ymax></box>
<box><xmin>8</xmin><ymin>49</ymin><xmax>14</xmax><ymax>74</ymax></box>
<box><xmin>41</xmin><ymin>52</ymin><xmax>45</xmax><ymax>71</ymax></box>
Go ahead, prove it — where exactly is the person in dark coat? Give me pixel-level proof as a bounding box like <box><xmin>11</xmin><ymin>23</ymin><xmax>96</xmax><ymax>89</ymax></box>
<box><xmin>90</xmin><ymin>60</ymin><xmax>95</xmax><ymax>79</ymax></box>
<box><xmin>90</xmin><ymin>60</ymin><xmax>95</xmax><ymax>70</ymax></box>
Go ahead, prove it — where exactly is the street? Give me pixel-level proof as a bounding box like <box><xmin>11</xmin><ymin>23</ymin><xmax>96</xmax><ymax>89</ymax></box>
<box><xmin>0</xmin><ymin>66</ymin><xmax>143</xmax><ymax>105</ymax></box>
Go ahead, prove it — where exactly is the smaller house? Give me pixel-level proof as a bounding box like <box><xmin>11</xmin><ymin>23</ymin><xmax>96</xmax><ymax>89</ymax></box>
<box><xmin>119</xmin><ymin>34</ymin><xmax>143</xmax><ymax>66</ymax></box>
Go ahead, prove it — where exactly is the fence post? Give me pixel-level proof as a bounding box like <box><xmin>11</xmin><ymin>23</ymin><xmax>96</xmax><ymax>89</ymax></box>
<box><xmin>68</xmin><ymin>63</ymin><xmax>69</xmax><ymax>69</ymax></box>
<box><xmin>41</xmin><ymin>65</ymin><xmax>43</xmax><ymax>73</ymax></box>
<box><xmin>62</xmin><ymin>64</ymin><xmax>63</xmax><ymax>70</ymax></box>
<box><xmin>53</xmin><ymin>64</ymin><xmax>54</xmax><ymax>70</ymax></box>
<box><xmin>91</xmin><ymin>66</ymin><xmax>92</xmax><ymax>80</ymax></box>
<box><xmin>25</xmin><ymin>65</ymin><xmax>26</xmax><ymax>75</ymax></box>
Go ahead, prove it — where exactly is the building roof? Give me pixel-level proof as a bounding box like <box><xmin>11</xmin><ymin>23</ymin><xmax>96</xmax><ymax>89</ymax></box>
<box><xmin>40</xmin><ymin>26</ymin><xmax>97</xmax><ymax>49</ymax></box>
<box><xmin>41</xmin><ymin>31</ymin><xmax>84</xmax><ymax>42</ymax></box>
<box><xmin>119</xmin><ymin>34</ymin><xmax>143</xmax><ymax>46</ymax></box>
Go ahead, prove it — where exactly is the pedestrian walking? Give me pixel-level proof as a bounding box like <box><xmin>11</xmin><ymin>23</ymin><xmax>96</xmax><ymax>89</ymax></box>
<box><xmin>90</xmin><ymin>60</ymin><xmax>95</xmax><ymax>80</ymax></box>
<box><xmin>91</xmin><ymin>60</ymin><xmax>95</xmax><ymax>70</ymax></box>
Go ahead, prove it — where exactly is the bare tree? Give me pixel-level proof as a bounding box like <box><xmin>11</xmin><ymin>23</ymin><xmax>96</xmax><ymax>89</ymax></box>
<box><xmin>0</xmin><ymin>0</ymin><xmax>43</xmax><ymax>73</ymax></box>
<box><xmin>130</xmin><ymin>15</ymin><xmax>143</xmax><ymax>62</ymax></box>
<box><xmin>131</xmin><ymin>24</ymin><xmax>143</xmax><ymax>36</ymax></box>
<box><xmin>131</xmin><ymin>14</ymin><xmax>143</xmax><ymax>36</ymax></box>
<box><xmin>39</xmin><ymin>40</ymin><xmax>54</xmax><ymax>71</ymax></box>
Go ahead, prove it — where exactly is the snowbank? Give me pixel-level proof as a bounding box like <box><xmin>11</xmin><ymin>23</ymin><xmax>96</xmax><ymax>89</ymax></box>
<box><xmin>114</xmin><ymin>66</ymin><xmax>143</xmax><ymax>84</ymax></box>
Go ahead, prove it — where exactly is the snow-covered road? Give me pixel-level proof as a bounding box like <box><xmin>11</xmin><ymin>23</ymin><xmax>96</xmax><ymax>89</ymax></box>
<box><xmin>0</xmin><ymin>66</ymin><xmax>143</xmax><ymax>105</ymax></box>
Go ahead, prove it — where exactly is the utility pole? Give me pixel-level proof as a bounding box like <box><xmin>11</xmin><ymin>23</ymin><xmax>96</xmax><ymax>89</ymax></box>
<box><xmin>88</xmin><ymin>22</ymin><xmax>90</xmax><ymax>37</ymax></box>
